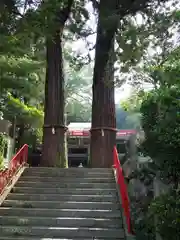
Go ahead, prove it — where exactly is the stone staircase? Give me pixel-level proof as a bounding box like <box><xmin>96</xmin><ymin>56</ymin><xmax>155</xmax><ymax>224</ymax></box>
<box><xmin>0</xmin><ymin>167</ymin><xmax>127</xmax><ymax>239</ymax></box>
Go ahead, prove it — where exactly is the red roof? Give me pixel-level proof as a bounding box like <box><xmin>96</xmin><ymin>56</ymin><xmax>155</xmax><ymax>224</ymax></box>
<box><xmin>67</xmin><ymin>125</ymin><xmax>136</xmax><ymax>137</ymax></box>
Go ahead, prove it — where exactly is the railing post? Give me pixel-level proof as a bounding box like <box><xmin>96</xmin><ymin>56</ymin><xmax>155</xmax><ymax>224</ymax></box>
<box><xmin>113</xmin><ymin>145</ymin><xmax>134</xmax><ymax>235</ymax></box>
<box><xmin>0</xmin><ymin>144</ymin><xmax>28</xmax><ymax>194</ymax></box>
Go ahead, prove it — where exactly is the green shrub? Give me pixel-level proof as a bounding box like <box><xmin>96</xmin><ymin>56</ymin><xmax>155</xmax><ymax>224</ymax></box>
<box><xmin>147</xmin><ymin>190</ymin><xmax>180</xmax><ymax>240</ymax></box>
<box><xmin>140</xmin><ymin>87</ymin><xmax>180</xmax><ymax>186</ymax></box>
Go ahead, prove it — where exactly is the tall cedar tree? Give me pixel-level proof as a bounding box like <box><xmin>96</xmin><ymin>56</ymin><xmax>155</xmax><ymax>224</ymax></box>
<box><xmin>90</xmin><ymin>0</ymin><xmax>168</xmax><ymax>167</ymax></box>
<box><xmin>90</xmin><ymin>0</ymin><xmax>119</xmax><ymax>167</ymax></box>
<box><xmin>41</xmin><ymin>0</ymin><xmax>73</xmax><ymax>167</ymax></box>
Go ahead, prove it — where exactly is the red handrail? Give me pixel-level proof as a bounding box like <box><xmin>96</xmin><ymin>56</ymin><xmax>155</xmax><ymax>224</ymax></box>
<box><xmin>113</xmin><ymin>146</ymin><xmax>133</xmax><ymax>234</ymax></box>
<box><xmin>0</xmin><ymin>144</ymin><xmax>28</xmax><ymax>194</ymax></box>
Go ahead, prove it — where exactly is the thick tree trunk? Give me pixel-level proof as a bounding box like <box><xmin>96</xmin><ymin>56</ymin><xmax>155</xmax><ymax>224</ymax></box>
<box><xmin>90</xmin><ymin>0</ymin><xmax>120</xmax><ymax>168</ymax></box>
<box><xmin>41</xmin><ymin>33</ymin><xmax>67</xmax><ymax>167</ymax></box>
<box><xmin>41</xmin><ymin>0</ymin><xmax>73</xmax><ymax>167</ymax></box>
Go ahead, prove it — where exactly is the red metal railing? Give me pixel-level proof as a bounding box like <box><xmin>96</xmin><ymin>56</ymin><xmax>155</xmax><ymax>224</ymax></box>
<box><xmin>113</xmin><ymin>146</ymin><xmax>133</xmax><ymax>235</ymax></box>
<box><xmin>0</xmin><ymin>144</ymin><xmax>28</xmax><ymax>194</ymax></box>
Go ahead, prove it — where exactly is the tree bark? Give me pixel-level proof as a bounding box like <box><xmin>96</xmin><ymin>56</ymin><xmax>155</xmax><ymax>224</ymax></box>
<box><xmin>41</xmin><ymin>0</ymin><xmax>73</xmax><ymax>167</ymax></box>
<box><xmin>90</xmin><ymin>0</ymin><xmax>120</xmax><ymax>168</ymax></box>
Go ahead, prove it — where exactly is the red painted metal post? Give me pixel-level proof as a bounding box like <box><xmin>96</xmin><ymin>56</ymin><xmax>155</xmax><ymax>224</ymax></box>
<box><xmin>113</xmin><ymin>146</ymin><xmax>133</xmax><ymax>235</ymax></box>
<box><xmin>0</xmin><ymin>144</ymin><xmax>28</xmax><ymax>194</ymax></box>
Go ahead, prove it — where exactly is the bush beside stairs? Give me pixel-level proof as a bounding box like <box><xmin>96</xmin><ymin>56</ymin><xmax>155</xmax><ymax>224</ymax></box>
<box><xmin>0</xmin><ymin>167</ymin><xmax>127</xmax><ymax>239</ymax></box>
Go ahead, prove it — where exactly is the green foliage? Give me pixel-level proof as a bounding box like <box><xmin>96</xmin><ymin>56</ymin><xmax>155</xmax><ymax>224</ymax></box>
<box><xmin>140</xmin><ymin>85</ymin><xmax>179</xmax><ymax>240</ymax></box>
<box><xmin>3</xmin><ymin>94</ymin><xmax>43</xmax><ymax>127</ymax></box>
<box><xmin>0</xmin><ymin>54</ymin><xmax>44</xmax><ymax>101</ymax></box>
<box><xmin>145</xmin><ymin>46</ymin><xmax>180</xmax><ymax>87</ymax></box>
<box><xmin>66</xmin><ymin>99</ymin><xmax>91</xmax><ymax>123</ymax></box>
<box><xmin>148</xmin><ymin>190</ymin><xmax>180</xmax><ymax>240</ymax></box>
<box><xmin>0</xmin><ymin>54</ymin><xmax>44</xmax><ymax>147</ymax></box>
<box><xmin>118</xmin><ymin>89</ymin><xmax>146</xmax><ymax>130</ymax></box>
<box><xmin>65</xmin><ymin>62</ymin><xmax>92</xmax><ymax>122</ymax></box>
<box><xmin>141</xmin><ymin>87</ymin><xmax>180</xmax><ymax>185</ymax></box>
<box><xmin>133</xmin><ymin>44</ymin><xmax>180</xmax><ymax>240</ymax></box>
<box><xmin>115</xmin><ymin>2</ymin><xmax>180</xmax><ymax>77</ymax></box>
<box><xmin>0</xmin><ymin>1</ymin><xmax>46</xmax><ymax>148</ymax></box>
<box><xmin>121</xmin><ymin>89</ymin><xmax>146</xmax><ymax>112</ymax></box>
<box><xmin>0</xmin><ymin>133</ymin><xmax>6</xmax><ymax>155</ymax></box>
<box><xmin>132</xmin><ymin>206</ymin><xmax>156</xmax><ymax>240</ymax></box>
<box><xmin>20</xmin><ymin>127</ymin><xmax>43</xmax><ymax>150</ymax></box>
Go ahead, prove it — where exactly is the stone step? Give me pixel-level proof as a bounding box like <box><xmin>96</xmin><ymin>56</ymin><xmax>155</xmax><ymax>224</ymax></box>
<box><xmin>0</xmin><ymin>216</ymin><xmax>123</xmax><ymax>228</ymax></box>
<box><xmin>0</xmin><ymin>208</ymin><xmax>121</xmax><ymax>218</ymax></box>
<box><xmin>0</xmin><ymin>237</ymin><xmax>116</xmax><ymax>240</ymax></box>
<box><xmin>7</xmin><ymin>193</ymin><xmax>117</xmax><ymax>202</ymax></box>
<box><xmin>0</xmin><ymin>226</ymin><xmax>125</xmax><ymax>239</ymax></box>
<box><xmin>11</xmin><ymin>187</ymin><xmax>117</xmax><ymax>195</ymax></box>
<box><xmin>22</xmin><ymin>168</ymin><xmax>113</xmax><ymax>178</ymax></box>
<box><xmin>15</xmin><ymin>181</ymin><xmax>116</xmax><ymax>189</ymax></box>
<box><xmin>2</xmin><ymin>200</ymin><xmax>120</xmax><ymax>210</ymax></box>
<box><xmin>0</xmin><ymin>167</ymin><xmax>125</xmax><ymax>239</ymax></box>
<box><xmin>22</xmin><ymin>172</ymin><xmax>113</xmax><ymax>178</ymax></box>
<box><xmin>20</xmin><ymin>176</ymin><xmax>115</xmax><ymax>183</ymax></box>
<box><xmin>25</xmin><ymin>167</ymin><xmax>113</xmax><ymax>173</ymax></box>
